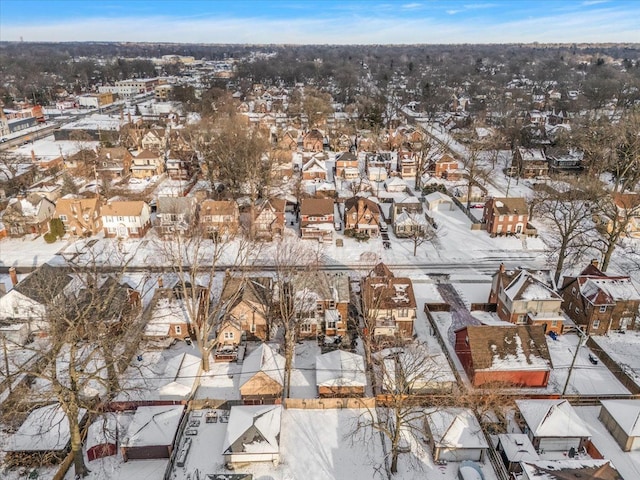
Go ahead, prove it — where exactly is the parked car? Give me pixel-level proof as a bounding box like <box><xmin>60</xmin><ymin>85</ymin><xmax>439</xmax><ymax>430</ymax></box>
<box><xmin>588</xmin><ymin>353</ymin><xmax>599</xmax><ymax>365</ymax></box>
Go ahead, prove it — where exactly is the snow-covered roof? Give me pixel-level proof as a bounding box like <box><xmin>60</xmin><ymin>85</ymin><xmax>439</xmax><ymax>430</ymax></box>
<box><xmin>504</xmin><ymin>270</ymin><xmax>561</xmax><ymax>302</ymax></box>
<box><xmin>316</xmin><ymin>350</ymin><xmax>366</xmax><ymax>388</ymax></box>
<box><xmin>157</xmin><ymin>352</ymin><xmax>200</xmax><ymax>400</ymax></box>
<box><xmin>425</xmin><ymin>191</ymin><xmax>453</xmax><ymax>204</ymax></box>
<box><xmin>6</xmin><ymin>403</ymin><xmax>87</xmax><ymax>452</ymax></box>
<box><xmin>86</xmin><ymin>414</ymin><xmax>118</xmax><ymax>450</ymax></box>
<box><xmin>520</xmin><ymin>459</ymin><xmax>618</xmax><ymax>480</ymax></box>
<box><xmin>496</xmin><ymin>433</ymin><xmax>539</xmax><ymax>463</ymax></box>
<box><xmin>515</xmin><ymin>399</ymin><xmax>590</xmax><ymax>438</ymax></box>
<box><xmin>426</xmin><ymin>408</ymin><xmax>488</xmax><ymax>450</ymax></box>
<box><xmin>239</xmin><ymin>343</ymin><xmax>284</xmax><ymax>388</ymax></box>
<box><xmin>600</xmin><ymin>399</ymin><xmax>640</xmax><ymax>437</ymax></box>
<box><xmin>121</xmin><ymin>405</ymin><xmax>184</xmax><ymax>448</ymax></box>
<box><xmin>222</xmin><ymin>405</ymin><xmax>282</xmax><ymax>456</ymax></box>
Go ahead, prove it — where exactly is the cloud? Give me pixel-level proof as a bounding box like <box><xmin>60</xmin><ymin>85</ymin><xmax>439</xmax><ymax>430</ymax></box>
<box><xmin>402</xmin><ymin>2</ymin><xmax>422</xmax><ymax>9</ymax></box>
<box><xmin>1</xmin><ymin>3</ymin><xmax>638</xmax><ymax>44</ymax></box>
<box><xmin>582</xmin><ymin>0</ymin><xmax>609</xmax><ymax>5</ymax></box>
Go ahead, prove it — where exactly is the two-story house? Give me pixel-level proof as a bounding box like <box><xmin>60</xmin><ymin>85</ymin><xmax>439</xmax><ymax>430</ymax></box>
<box><xmin>482</xmin><ymin>197</ymin><xmax>529</xmax><ymax>235</ymax></box>
<box><xmin>489</xmin><ymin>265</ymin><xmax>565</xmax><ymax>334</ymax></box>
<box><xmin>561</xmin><ymin>261</ymin><xmax>640</xmax><ymax>334</ymax></box>
<box><xmin>252</xmin><ymin>198</ymin><xmax>285</xmax><ymax>241</ymax></box>
<box><xmin>398</xmin><ymin>152</ymin><xmax>417</xmax><ymax>180</ymax></box>
<box><xmin>199</xmin><ymin>200</ymin><xmax>240</xmax><ymax>238</ymax></box>
<box><xmin>63</xmin><ymin>149</ymin><xmax>98</xmax><ymax>178</ymax></box>
<box><xmin>219</xmin><ymin>276</ymin><xmax>273</xmax><ymax>343</ymax></box>
<box><xmin>3</xmin><ymin>194</ymin><xmax>55</xmax><ymax>236</ymax></box>
<box><xmin>54</xmin><ymin>196</ymin><xmax>103</xmax><ymax>237</ymax></box>
<box><xmin>165</xmin><ymin>149</ymin><xmax>197</xmax><ymax>180</ymax></box>
<box><xmin>361</xmin><ymin>263</ymin><xmax>417</xmax><ymax>340</ymax></box>
<box><xmin>512</xmin><ymin>147</ymin><xmax>548</xmax><ymax>179</ymax></box>
<box><xmin>102</xmin><ymin>200</ymin><xmax>152</xmax><ymax>239</ymax></box>
<box><xmin>141</xmin><ymin>128</ymin><xmax>167</xmax><ymax>153</ymax></box>
<box><xmin>301</xmin><ymin>157</ymin><xmax>327</xmax><ymax>181</ymax></box>
<box><xmin>296</xmin><ymin>272</ymin><xmax>350</xmax><ymax>340</ymax></box>
<box><xmin>131</xmin><ymin>149</ymin><xmax>164</xmax><ymax>179</ymax></box>
<box><xmin>155</xmin><ymin>196</ymin><xmax>198</xmax><ymax>236</ymax></box>
<box><xmin>335</xmin><ymin>151</ymin><xmax>359</xmax><ymax>180</ymax></box>
<box><xmin>344</xmin><ymin>196</ymin><xmax>381</xmax><ymax>238</ymax></box>
<box><xmin>96</xmin><ymin>147</ymin><xmax>133</xmax><ymax>180</ymax></box>
<box><xmin>303</xmin><ymin>129</ymin><xmax>326</xmax><ymax>152</ymax></box>
<box><xmin>299</xmin><ymin>198</ymin><xmax>334</xmax><ymax>242</ymax></box>
<box><xmin>431</xmin><ymin>153</ymin><xmax>459</xmax><ymax>179</ymax></box>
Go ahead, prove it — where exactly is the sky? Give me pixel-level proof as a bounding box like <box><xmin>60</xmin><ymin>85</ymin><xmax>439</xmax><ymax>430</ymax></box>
<box><xmin>0</xmin><ymin>0</ymin><xmax>638</xmax><ymax>44</ymax></box>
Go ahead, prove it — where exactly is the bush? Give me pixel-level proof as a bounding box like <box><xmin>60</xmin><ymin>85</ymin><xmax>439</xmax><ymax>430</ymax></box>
<box><xmin>43</xmin><ymin>232</ymin><xmax>57</xmax><ymax>243</ymax></box>
<box><xmin>46</xmin><ymin>218</ymin><xmax>65</xmax><ymax>242</ymax></box>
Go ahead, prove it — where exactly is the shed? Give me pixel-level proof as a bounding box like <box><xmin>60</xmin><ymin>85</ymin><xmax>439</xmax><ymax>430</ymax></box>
<box><xmin>222</xmin><ymin>405</ymin><xmax>282</xmax><ymax>465</ymax></box>
<box><xmin>520</xmin><ymin>459</ymin><xmax>622</xmax><ymax>480</ymax></box>
<box><xmin>4</xmin><ymin>403</ymin><xmax>87</xmax><ymax>465</ymax></box>
<box><xmin>86</xmin><ymin>414</ymin><xmax>118</xmax><ymax>461</ymax></box>
<box><xmin>316</xmin><ymin>350</ymin><xmax>366</xmax><ymax>397</ymax></box>
<box><xmin>495</xmin><ymin>433</ymin><xmax>539</xmax><ymax>474</ymax></box>
<box><xmin>599</xmin><ymin>399</ymin><xmax>640</xmax><ymax>452</ymax></box>
<box><xmin>425</xmin><ymin>191</ymin><xmax>454</xmax><ymax>211</ymax></box>
<box><xmin>425</xmin><ymin>408</ymin><xmax>489</xmax><ymax>462</ymax></box>
<box><xmin>157</xmin><ymin>353</ymin><xmax>200</xmax><ymax>400</ymax></box>
<box><xmin>515</xmin><ymin>399</ymin><xmax>590</xmax><ymax>453</ymax></box>
<box><xmin>120</xmin><ymin>405</ymin><xmax>185</xmax><ymax>461</ymax></box>
<box><xmin>239</xmin><ymin>343</ymin><xmax>284</xmax><ymax>404</ymax></box>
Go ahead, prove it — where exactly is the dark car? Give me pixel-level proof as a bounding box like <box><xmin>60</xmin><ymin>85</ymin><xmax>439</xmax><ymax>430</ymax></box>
<box><xmin>588</xmin><ymin>353</ymin><xmax>599</xmax><ymax>365</ymax></box>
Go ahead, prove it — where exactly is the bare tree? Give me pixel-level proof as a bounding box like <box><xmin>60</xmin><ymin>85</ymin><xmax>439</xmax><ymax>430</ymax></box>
<box><xmin>357</xmin><ymin>342</ymin><xmax>454</xmax><ymax>474</ymax></box>
<box><xmin>269</xmin><ymin>235</ymin><xmax>324</xmax><ymax>398</ymax></box>
<box><xmin>592</xmin><ymin>191</ymin><xmax>640</xmax><ymax>271</ymax></box>
<box><xmin>3</xmin><ymin>245</ymin><xmax>145</xmax><ymax>478</ymax></box>
<box><xmin>534</xmin><ymin>182</ymin><xmax>597</xmax><ymax>286</ymax></box>
<box><xmin>153</xmin><ymin>223</ymin><xmax>255</xmax><ymax>371</ymax></box>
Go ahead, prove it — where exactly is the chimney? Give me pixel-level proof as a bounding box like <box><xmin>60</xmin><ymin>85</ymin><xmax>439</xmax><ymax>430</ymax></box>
<box><xmin>499</xmin><ymin>263</ymin><xmax>505</xmax><ymax>273</ymax></box>
<box><xmin>591</xmin><ymin>259</ymin><xmax>600</xmax><ymax>269</ymax></box>
<box><xmin>31</xmin><ymin>149</ymin><xmax>36</xmax><ymax>162</ymax></box>
<box><xmin>157</xmin><ymin>276</ymin><xmax>163</xmax><ymax>288</ymax></box>
<box><xmin>9</xmin><ymin>267</ymin><xmax>18</xmax><ymax>286</ymax></box>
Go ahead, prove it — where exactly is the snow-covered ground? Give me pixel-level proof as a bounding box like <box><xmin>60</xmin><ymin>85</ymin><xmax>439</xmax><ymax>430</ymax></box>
<box><xmin>591</xmin><ymin>331</ymin><xmax>640</xmax><ymax>388</ymax></box>
<box><xmin>575</xmin><ymin>406</ymin><xmax>640</xmax><ymax>480</ymax></box>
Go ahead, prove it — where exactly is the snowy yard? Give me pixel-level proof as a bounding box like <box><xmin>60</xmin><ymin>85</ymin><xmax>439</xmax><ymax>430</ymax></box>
<box><xmin>591</xmin><ymin>331</ymin><xmax>640</xmax><ymax>388</ymax></box>
<box><xmin>545</xmin><ymin>333</ymin><xmax>630</xmax><ymax>396</ymax></box>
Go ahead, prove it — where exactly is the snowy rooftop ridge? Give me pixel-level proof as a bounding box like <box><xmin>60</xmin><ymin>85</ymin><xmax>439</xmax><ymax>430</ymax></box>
<box><xmin>516</xmin><ymin>399</ymin><xmax>591</xmax><ymax>439</ymax></box>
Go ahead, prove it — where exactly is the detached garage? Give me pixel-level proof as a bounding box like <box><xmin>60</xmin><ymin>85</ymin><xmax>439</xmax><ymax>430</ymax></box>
<box><xmin>425</xmin><ymin>191</ymin><xmax>454</xmax><ymax>212</ymax></box>
<box><xmin>599</xmin><ymin>399</ymin><xmax>640</xmax><ymax>452</ymax></box>
<box><xmin>425</xmin><ymin>408</ymin><xmax>489</xmax><ymax>462</ymax></box>
<box><xmin>516</xmin><ymin>400</ymin><xmax>590</xmax><ymax>453</ymax></box>
<box><xmin>121</xmin><ymin>405</ymin><xmax>185</xmax><ymax>461</ymax></box>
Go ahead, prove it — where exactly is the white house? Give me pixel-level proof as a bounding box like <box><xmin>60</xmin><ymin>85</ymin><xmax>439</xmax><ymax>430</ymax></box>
<box><xmin>102</xmin><ymin>201</ymin><xmax>152</xmax><ymax>239</ymax></box>
<box><xmin>426</xmin><ymin>408</ymin><xmax>489</xmax><ymax>462</ymax></box>
<box><xmin>425</xmin><ymin>191</ymin><xmax>454</xmax><ymax>211</ymax></box>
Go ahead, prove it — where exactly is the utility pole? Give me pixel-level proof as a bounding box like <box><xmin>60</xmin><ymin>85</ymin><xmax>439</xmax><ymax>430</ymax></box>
<box><xmin>562</xmin><ymin>327</ymin><xmax>586</xmax><ymax>396</ymax></box>
<box><xmin>2</xmin><ymin>335</ymin><xmax>11</xmax><ymax>394</ymax></box>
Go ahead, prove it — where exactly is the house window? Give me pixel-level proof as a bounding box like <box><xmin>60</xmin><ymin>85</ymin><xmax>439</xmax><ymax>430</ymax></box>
<box><xmin>223</xmin><ymin>332</ymin><xmax>234</xmax><ymax>340</ymax></box>
<box><xmin>130</xmin><ymin>227</ymin><xmax>138</xmax><ymax>234</ymax></box>
<box><xmin>599</xmin><ymin>305</ymin><xmax>607</xmax><ymax>313</ymax></box>
<box><xmin>329</xmin><ymin>300</ymin><xmax>336</xmax><ymax>309</ymax></box>
<box><xmin>327</xmin><ymin>320</ymin><xmax>337</xmax><ymax>330</ymax></box>
<box><xmin>399</xmin><ymin>308</ymin><xmax>408</xmax><ymax>318</ymax></box>
<box><xmin>59</xmin><ymin>214</ymin><xmax>67</xmax><ymax>222</ymax></box>
<box><xmin>118</xmin><ymin>216</ymin><xmax>124</xmax><ymax>222</ymax></box>
<box><xmin>592</xmin><ymin>319</ymin><xmax>601</xmax><ymax>329</ymax></box>
<box><xmin>175</xmin><ymin>325</ymin><xmax>182</xmax><ymax>335</ymax></box>
<box><xmin>300</xmin><ymin>323</ymin><xmax>312</xmax><ymax>333</ymax></box>
<box><xmin>316</xmin><ymin>302</ymin><xmax>324</xmax><ymax>313</ymax></box>
<box><xmin>551</xmin><ymin>320</ymin><xmax>558</xmax><ymax>327</ymax></box>
<box><xmin>516</xmin><ymin>314</ymin><xmax>526</xmax><ymax>324</ymax></box>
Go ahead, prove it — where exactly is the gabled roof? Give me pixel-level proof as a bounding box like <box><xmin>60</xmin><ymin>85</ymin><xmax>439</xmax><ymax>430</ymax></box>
<box><xmin>575</xmin><ymin>264</ymin><xmax>640</xmax><ymax>306</ymax></box>
<box><xmin>239</xmin><ymin>343</ymin><xmax>284</xmax><ymax>388</ymax></box>
<box><xmin>316</xmin><ymin>350</ymin><xmax>366</xmax><ymax>388</ymax></box>
<box><xmin>200</xmin><ymin>200</ymin><xmax>238</xmax><ymax>217</ymax></box>
<box><xmin>222</xmin><ymin>405</ymin><xmax>282</xmax><ymax>455</ymax></box>
<box><xmin>520</xmin><ymin>459</ymin><xmax>622</xmax><ymax>480</ymax></box>
<box><xmin>489</xmin><ymin>197</ymin><xmax>528</xmax><ymax>216</ymax></box>
<box><xmin>302</xmin><ymin>157</ymin><xmax>327</xmax><ymax>173</ymax></box>
<box><xmin>102</xmin><ymin>200</ymin><xmax>148</xmax><ymax>217</ymax></box>
<box><xmin>156</xmin><ymin>196</ymin><xmax>196</xmax><ymax>215</ymax></box>
<box><xmin>503</xmin><ymin>270</ymin><xmax>561</xmax><ymax>302</ymax></box>
<box><xmin>362</xmin><ymin>276</ymin><xmax>416</xmax><ymax>310</ymax></box>
<box><xmin>515</xmin><ymin>399</ymin><xmax>591</xmax><ymax>438</ymax></box>
<box><xmin>461</xmin><ymin>325</ymin><xmax>551</xmax><ymax>371</ymax></box>
<box><xmin>600</xmin><ymin>399</ymin><xmax>640</xmax><ymax>437</ymax></box>
<box><xmin>300</xmin><ymin>198</ymin><xmax>334</xmax><ymax>216</ymax></box>
<box><xmin>14</xmin><ymin>263</ymin><xmax>72</xmax><ymax>305</ymax></box>
<box><xmin>335</xmin><ymin>151</ymin><xmax>357</xmax><ymax>163</ymax></box>
<box><xmin>121</xmin><ymin>405</ymin><xmax>184</xmax><ymax>448</ymax></box>
<box><xmin>426</xmin><ymin>408</ymin><xmax>489</xmax><ymax>450</ymax></box>
<box><xmin>135</xmin><ymin>148</ymin><xmax>162</xmax><ymax>160</ymax></box>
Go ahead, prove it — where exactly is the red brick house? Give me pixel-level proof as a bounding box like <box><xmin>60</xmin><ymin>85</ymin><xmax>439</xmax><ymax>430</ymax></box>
<box><xmin>482</xmin><ymin>197</ymin><xmax>529</xmax><ymax>235</ymax></box>
<box><xmin>303</xmin><ymin>129</ymin><xmax>325</xmax><ymax>152</ymax></box>
<box><xmin>489</xmin><ymin>265</ymin><xmax>565</xmax><ymax>334</ymax></box>
<box><xmin>432</xmin><ymin>153</ymin><xmax>459</xmax><ymax>178</ymax></box>
<box><xmin>300</xmin><ymin>198</ymin><xmax>334</xmax><ymax>242</ymax></box>
<box><xmin>295</xmin><ymin>272</ymin><xmax>350</xmax><ymax>339</ymax></box>
<box><xmin>512</xmin><ymin>147</ymin><xmax>548</xmax><ymax>179</ymax></box>
<box><xmin>301</xmin><ymin>157</ymin><xmax>327</xmax><ymax>181</ymax></box>
<box><xmin>560</xmin><ymin>261</ymin><xmax>640</xmax><ymax>335</ymax></box>
<box><xmin>454</xmin><ymin>325</ymin><xmax>552</xmax><ymax>388</ymax></box>
<box><xmin>335</xmin><ymin>151</ymin><xmax>359</xmax><ymax>179</ymax></box>
<box><xmin>344</xmin><ymin>196</ymin><xmax>381</xmax><ymax>238</ymax></box>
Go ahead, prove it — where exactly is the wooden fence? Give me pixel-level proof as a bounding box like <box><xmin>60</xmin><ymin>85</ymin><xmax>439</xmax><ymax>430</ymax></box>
<box><xmin>284</xmin><ymin>397</ymin><xmax>375</xmax><ymax>409</ymax></box>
